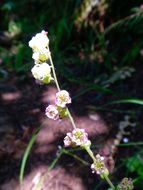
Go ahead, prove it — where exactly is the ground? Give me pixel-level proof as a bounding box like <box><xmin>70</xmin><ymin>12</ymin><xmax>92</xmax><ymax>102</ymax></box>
<box><xmin>0</xmin><ymin>66</ymin><xmax>142</xmax><ymax>190</ymax></box>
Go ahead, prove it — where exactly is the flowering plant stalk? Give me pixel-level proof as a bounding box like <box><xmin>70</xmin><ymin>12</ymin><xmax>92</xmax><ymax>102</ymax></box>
<box><xmin>27</xmin><ymin>30</ymin><xmax>134</xmax><ymax>190</ymax></box>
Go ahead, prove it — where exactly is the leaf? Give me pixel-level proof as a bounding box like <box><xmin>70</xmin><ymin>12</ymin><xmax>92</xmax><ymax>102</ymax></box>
<box><xmin>104</xmin><ymin>11</ymin><xmax>143</xmax><ymax>34</ymax></box>
<box><xmin>19</xmin><ymin>128</ymin><xmax>40</xmax><ymax>184</ymax></box>
<box><xmin>108</xmin><ymin>98</ymin><xmax>143</xmax><ymax>106</ymax></box>
<box><xmin>126</xmin><ymin>155</ymin><xmax>143</xmax><ymax>177</ymax></box>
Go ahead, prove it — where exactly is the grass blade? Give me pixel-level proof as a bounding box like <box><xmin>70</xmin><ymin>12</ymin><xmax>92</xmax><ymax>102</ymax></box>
<box><xmin>19</xmin><ymin>128</ymin><xmax>40</xmax><ymax>184</ymax></box>
<box><xmin>108</xmin><ymin>98</ymin><xmax>143</xmax><ymax>106</ymax></box>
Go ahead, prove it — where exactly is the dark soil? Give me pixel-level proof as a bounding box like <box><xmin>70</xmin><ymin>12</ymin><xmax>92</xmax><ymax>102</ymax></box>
<box><xmin>0</xmin><ymin>66</ymin><xmax>143</xmax><ymax>190</ymax></box>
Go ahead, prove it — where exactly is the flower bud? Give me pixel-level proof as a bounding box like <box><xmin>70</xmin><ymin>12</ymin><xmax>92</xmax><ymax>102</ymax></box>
<box><xmin>57</xmin><ymin>106</ymin><xmax>68</xmax><ymax>119</ymax></box>
<box><xmin>31</xmin><ymin>62</ymin><xmax>52</xmax><ymax>84</ymax></box>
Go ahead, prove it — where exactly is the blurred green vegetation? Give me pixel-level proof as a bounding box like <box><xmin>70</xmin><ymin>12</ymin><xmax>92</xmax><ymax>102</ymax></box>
<box><xmin>1</xmin><ymin>0</ymin><xmax>143</xmax><ymax>83</ymax></box>
<box><xmin>1</xmin><ymin>0</ymin><xmax>143</xmax><ymax>189</ymax></box>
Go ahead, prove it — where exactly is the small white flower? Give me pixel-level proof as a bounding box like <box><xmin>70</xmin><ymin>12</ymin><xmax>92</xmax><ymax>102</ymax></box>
<box><xmin>64</xmin><ymin>128</ymin><xmax>91</xmax><ymax>147</ymax></box>
<box><xmin>91</xmin><ymin>154</ymin><xmax>109</xmax><ymax>177</ymax></box>
<box><xmin>45</xmin><ymin>105</ymin><xmax>59</xmax><ymax>120</ymax></box>
<box><xmin>29</xmin><ymin>30</ymin><xmax>49</xmax><ymax>51</ymax></box>
<box><xmin>64</xmin><ymin>135</ymin><xmax>72</xmax><ymax>147</ymax></box>
<box><xmin>31</xmin><ymin>62</ymin><xmax>52</xmax><ymax>84</ymax></box>
<box><xmin>55</xmin><ymin>90</ymin><xmax>71</xmax><ymax>108</ymax></box>
<box><xmin>32</xmin><ymin>48</ymin><xmax>50</xmax><ymax>63</ymax></box>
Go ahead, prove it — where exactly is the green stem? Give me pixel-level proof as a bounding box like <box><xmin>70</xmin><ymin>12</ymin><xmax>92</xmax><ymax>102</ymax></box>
<box><xmin>85</xmin><ymin>146</ymin><xmax>115</xmax><ymax>190</ymax></box>
<box><xmin>66</xmin><ymin>109</ymin><xmax>77</xmax><ymax>129</ymax></box>
<box><xmin>84</xmin><ymin>146</ymin><xmax>97</xmax><ymax>163</ymax></box>
<box><xmin>32</xmin><ymin>148</ymin><xmax>64</xmax><ymax>190</ymax></box>
<box><xmin>48</xmin><ymin>148</ymin><xmax>64</xmax><ymax>171</ymax></box>
<box><xmin>49</xmin><ymin>51</ymin><xmax>115</xmax><ymax>190</ymax></box>
<box><xmin>103</xmin><ymin>174</ymin><xmax>115</xmax><ymax>190</ymax></box>
<box><xmin>49</xmin><ymin>54</ymin><xmax>60</xmax><ymax>91</ymax></box>
<box><xmin>49</xmin><ymin>53</ymin><xmax>77</xmax><ymax>130</ymax></box>
<box><xmin>62</xmin><ymin>148</ymin><xmax>89</xmax><ymax>166</ymax></box>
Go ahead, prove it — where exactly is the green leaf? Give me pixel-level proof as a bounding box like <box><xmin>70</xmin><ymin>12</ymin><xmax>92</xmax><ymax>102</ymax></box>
<box><xmin>126</xmin><ymin>155</ymin><xmax>143</xmax><ymax>176</ymax></box>
<box><xmin>19</xmin><ymin>128</ymin><xmax>40</xmax><ymax>184</ymax></box>
<box><xmin>109</xmin><ymin>98</ymin><xmax>143</xmax><ymax>106</ymax></box>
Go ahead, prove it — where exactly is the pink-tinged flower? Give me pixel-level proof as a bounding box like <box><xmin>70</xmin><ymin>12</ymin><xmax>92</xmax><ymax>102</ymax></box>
<box><xmin>55</xmin><ymin>90</ymin><xmax>71</xmax><ymax>108</ymax></box>
<box><xmin>64</xmin><ymin>128</ymin><xmax>91</xmax><ymax>147</ymax></box>
<box><xmin>45</xmin><ymin>105</ymin><xmax>59</xmax><ymax>120</ymax></box>
<box><xmin>63</xmin><ymin>133</ymin><xmax>73</xmax><ymax>147</ymax></box>
<box><xmin>91</xmin><ymin>154</ymin><xmax>109</xmax><ymax>177</ymax></box>
<box><xmin>117</xmin><ymin>178</ymin><xmax>134</xmax><ymax>190</ymax></box>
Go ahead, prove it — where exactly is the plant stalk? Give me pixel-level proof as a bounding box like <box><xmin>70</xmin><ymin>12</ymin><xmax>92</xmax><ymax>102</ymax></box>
<box><xmin>103</xmin><ymin>174</ymin><xmax>115</xmax><ymax>190</ymax></box>
<box><xmin>49</xmin><ymin>53</ymin><xmax>115</xmax><ymax>190</ymax></box>
<box><xmin>49</xmin><ymin>53</ymin><xmax>77</xmax><ymax>130</ymax></box>
<box><xmin>49</xmin><ymin>54</ymin><xmax>60</xmax><ymax>91</ymax></box>
<box><xmin>85</xmin><ymin>146</ymin><xmax>115</xmax><ymax>190</ymax></box>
